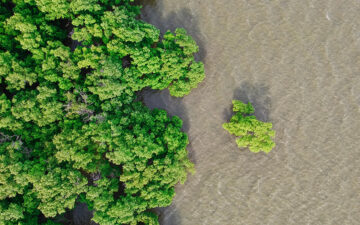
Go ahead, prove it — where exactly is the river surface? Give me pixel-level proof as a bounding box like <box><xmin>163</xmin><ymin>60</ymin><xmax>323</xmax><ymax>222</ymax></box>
<box><xmin>140</xmin><ymin>1</ymin><xmax>360</xmax><ymax>225</ymax></box>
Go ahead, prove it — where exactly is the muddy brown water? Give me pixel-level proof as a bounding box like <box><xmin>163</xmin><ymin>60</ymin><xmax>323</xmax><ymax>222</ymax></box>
<box><xmin>139</xmin><ymin>0</ymin><xmax>360</xmax><ymax>225</ymax></box>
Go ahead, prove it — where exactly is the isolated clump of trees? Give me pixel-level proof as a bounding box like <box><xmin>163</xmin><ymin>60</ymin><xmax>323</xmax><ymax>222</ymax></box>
<box><xmin>223</xmin><ymin>100</ymin><xmax>276</xmax><ymax>153</ymax></box>
<box><xmin>0</xmin><ymin>0</ymin><xmax>204</xmax><ymax>224</ymax></box>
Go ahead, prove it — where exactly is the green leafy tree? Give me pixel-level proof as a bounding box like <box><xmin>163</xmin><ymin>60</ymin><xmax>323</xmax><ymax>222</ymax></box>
<box><xmin>30</xmin><ymin>166</ymin><xmax>88</xmax><ymax>217</ymax></box>
<box><xmin>223</xmin><ymin>100</ymin><xmax>276</xmax><ymax>153</ymax></box>
<box><xmin>54</xmin><ymin>102</ymin><xmax>193</xmax><ymax>224</ymax></box>
<box><xmin>0</xmin><ymin>0</ymin><xmax>203</xmax><ymax>224</ymax></box>
<box><xmin>0</xmin><ymin>202</ymin><xmax>25</xmax><ymax>225</ymax></box>
<box><xmin>0</xmin><ymin>138</ymin><xmax>30</xmax><ymax>200</ymax></box>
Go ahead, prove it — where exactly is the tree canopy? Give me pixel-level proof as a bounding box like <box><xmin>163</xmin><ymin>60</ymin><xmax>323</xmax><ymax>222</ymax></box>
<box><xmin>0</xmin><ymin>0</ymin><xmax>203</xmax><ymax>224</ymax></box>
<box><xmin>223</xmin><ymin>100</ymin><xmax>276</xmax><ymax>153</ymax></box>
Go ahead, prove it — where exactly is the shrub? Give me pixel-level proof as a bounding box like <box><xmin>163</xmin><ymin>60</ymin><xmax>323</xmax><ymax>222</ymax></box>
<box><xmin>223</xmin><ymin>100</ymin><xmax>276</xmax><ymax>153</ymax></box>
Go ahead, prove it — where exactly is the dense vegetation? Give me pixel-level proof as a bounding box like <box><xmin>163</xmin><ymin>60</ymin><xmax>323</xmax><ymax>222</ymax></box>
<box><xmin>0</xmin><ymin>0</ymin><xmax>204</xmax><ymax>224</ymax></box>
<box><xmin>223</xmin><ymin>100</ymin><xmax>276</xmax><ymax>153</ymax></box>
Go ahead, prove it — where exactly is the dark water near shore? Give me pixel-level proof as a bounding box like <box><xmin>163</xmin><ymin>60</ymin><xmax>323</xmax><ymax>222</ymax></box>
<box><xmin>140</xmin><ymin>1</ymin><xmax>360</xmax><ymax>224</ymax></box>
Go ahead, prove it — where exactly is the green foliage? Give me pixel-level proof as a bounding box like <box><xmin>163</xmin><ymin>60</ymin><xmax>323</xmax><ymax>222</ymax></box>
<box><xmin>153</xmin><ymin>28</ymin><xmax>205</xmax><ymax>97</ymax></box>
<box><xmin>30</xmin><ymin>166</ymin><xmax>88</xmax><ymax>217</ymax></box>
<box><xmin>0</xmin><ymin>0</ymin><xmax>202</xmax><ymax>224</ymax></box>
<box><xmin>223</xmin><ymin>100</ymin><xmax>276</xmax><ymax>153</ymax></box>
<box><xmin>0</xmin><ymin>202</ymin><xmax>24</xmax><ymax>225</ymax></box>
<box><xmin>35</xmin><ymin>0</ymin><xmax>71</xmax><ymax>20</ymax></box>
<box><xmin>53</xmin><ymin>103</ymin><xmax>193</xmax><ymax>224</ymax></box>
<box><xmin>0</xmin><ymin>139</ymin><xmax>30</xmax><ymax>200</ymax></box>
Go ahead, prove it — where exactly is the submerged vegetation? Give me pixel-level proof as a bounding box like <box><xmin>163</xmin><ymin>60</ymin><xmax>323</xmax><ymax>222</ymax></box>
<box><xmin>0</xmin><ymin>0</ymin><xmax>204</xmax><ymax>224</ymax></box>
<box><xmin>223</xmin><ymin>100</ymin><xmax>276</xmax><ymax>153</ymax></box>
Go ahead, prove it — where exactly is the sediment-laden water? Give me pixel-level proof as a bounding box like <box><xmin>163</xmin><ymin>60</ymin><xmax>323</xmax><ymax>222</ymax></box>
<box><xmin>140</xmin><ymin>1</ymin><xmax>360</xmax><ymax>224</ymax></box>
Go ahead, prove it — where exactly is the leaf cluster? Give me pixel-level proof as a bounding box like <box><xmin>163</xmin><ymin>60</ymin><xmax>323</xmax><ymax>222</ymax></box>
<box><xmin>223</xmin><ymin>100</ymin><xmax>276</xmax><ymax>153</ymax></box>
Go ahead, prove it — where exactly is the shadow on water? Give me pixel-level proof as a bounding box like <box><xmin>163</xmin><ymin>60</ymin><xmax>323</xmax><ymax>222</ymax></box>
<box><xmin>52</xmin><ymin>202</ymin><xmax>97</xmax><ymax>225</ymax></box>
<box><xmin>137</xmin><ymin>0</ymin><xmax>207</xmax><ymax>62</ymax></box>
<box><xmin>133</xmin><ymin>0</ymin><xmax>206</xmax><ymax>168</ymax></box>
<box><xmin>133</xmin><ymin>0</ymin><xmax>157</xmax><ymax>7</ymax></box>
<box><xmin>140</xmin><ymin>88</ymin><xmax>190</xmax><ymax>133</ymax></box>
<box><xmin>137</xmin><ymin>0</ymin><xmax>207</xmax><ymax>166</ymax></box>
<box><xmin>136</xmin><ymin>0</ymin><xmax>207</xmax><ymax>133</ymax></box>
<box><xmin>160</xmin><ymin>9</ymin><xmax>207</xmax><ymax>62</ymax></box>
<box><xmin>135</xmin><ymin>1</ymin><xmax>207</xmax><ymax>224</ymax></box>
<box><xmin>224</xmin><ymin>82</ymin><xmax>272</xmax><ymax>122</ymax></box>
<box><xmin>157</xmin><ymin>207</ymin><xmax>183</xmax><ymax>225</ymax></box>
<box><xmin>71</xmin><ymin>203</ymin><xmax>97</xmax><ymax>225</ymax></box>
<box><xmin>141</xmin><ymin>91</ymin><xmax>188</xmax><ymax>225</ymax></box>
